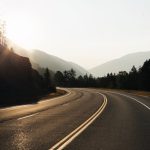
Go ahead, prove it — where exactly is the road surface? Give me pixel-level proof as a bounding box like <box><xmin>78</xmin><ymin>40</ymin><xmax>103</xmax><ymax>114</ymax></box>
<box><xmin>0</xmin><ymin>88</ymin><xmax>149</xmax><ymax>150</ymax></box>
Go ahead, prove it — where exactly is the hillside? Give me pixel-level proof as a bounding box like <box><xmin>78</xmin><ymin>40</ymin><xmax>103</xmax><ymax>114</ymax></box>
<box><xmin>29</xmin><ymin>50</ymin><xmax>88</xmax><ymax>76</ymax></box>
<box><xmin>0</xmin><ymin>45</ymin><xmax>55</xmax><ymax>106</ymax></box>
<box><xmin>89</xmin><ymin>51</ymin><xmax>150</xmax><ymax>77</ymax></box>
<box><xmin>68</xmin><ymin>62</ymin><xmax>89</xmax><ymax>76</ymax></box>
<box><xmin>0</xmin><ymin>46</ymin><xmax>34</xmax><ymax>92</ymax></box>
<box><xmin>7</xmin><ymin>39</ymin><xmax>29</xmax><ymax>57</ymax></box>
<box><xmin>7</xmin><ymin>40</ymin><xmax>89</xmax><ymax>76</ymax></box>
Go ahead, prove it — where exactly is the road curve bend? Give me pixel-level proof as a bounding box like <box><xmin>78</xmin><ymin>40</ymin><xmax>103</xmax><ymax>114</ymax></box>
<box><xmin>0</xmin><ymin>88</ymin><xmax>149</xmax><ymax>150</ymax></box>
<box><xmin>67</xmin><ymin>88</ymin><xmax>150</xmax><ymax>150</ymax></box>
<box><xmin>0</xmin><ymin>88</ymin><xmax>106</xmax><ymax>150</ymax></box>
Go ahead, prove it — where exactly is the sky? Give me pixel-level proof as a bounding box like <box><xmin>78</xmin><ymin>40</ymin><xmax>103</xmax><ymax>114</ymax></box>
<box><xmin>0</xmin><ymin>0</ymin><xmax>150</xmax><ymax>69</ymax></box>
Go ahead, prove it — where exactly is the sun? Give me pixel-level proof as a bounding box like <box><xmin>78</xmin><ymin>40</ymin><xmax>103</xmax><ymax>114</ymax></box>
<box><xmin>5</xmin><ymin>14</ymin><xmax>37</xmax><ymax>50</ymax></box>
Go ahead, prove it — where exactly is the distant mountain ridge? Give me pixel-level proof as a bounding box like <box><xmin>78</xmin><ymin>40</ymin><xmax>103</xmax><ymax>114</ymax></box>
<box><xmin>89</xmin><ymin>51</ymin><xmax>150</xmax><ymax>77</ymax></box>
<box><xmin>7</xmin><ymin>40</ymin><xmax>89</xmax><ymax>76</ymax></box>
<box><xmin>7</xmin><ymin>40</ymin><xmax>150</xmax><ymax>77</ymax></box>
<box><xmin>30</xmin><ymin>50</ymin><xmax>89</xmax><ymax>76</ymax></box>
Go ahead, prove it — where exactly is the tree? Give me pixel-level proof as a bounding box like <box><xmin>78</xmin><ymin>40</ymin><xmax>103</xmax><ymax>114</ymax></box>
<box><xmin>77</xmin><ymin>75</ymin><xmax>84</xmax><ymax>87</ymax></box>
<box><xmin>128</xmin><ymin>66</ymin><xmax>138</xmax><ymax>90</ymax></box>
<box><xmin>54</xmin><ymin>71</ymin><xmax>64</xmax><ymax>86</ymax></box>
<box><xmin>139</xmin><ymin>60</ymin><xmax>150</xmax><ymax>90</ymax></box>
<box><xmin>44</xmin><ymin>68</ymin><xmax>51</xmax><ymax>89</ymax></box>
<box><xmin>53</xmin><ymin>59</ymin><xmax>150</xmax><ymax>91</ymax></box>
<box><xmin>88</xmin><ymin>74</ymin><xmax>95</xmax><ymax>87</ymax></box>
<box><xmin>116</xmin><ymin>71</ymin><xmax>128</xmax><ymax>89</ymax></box>
<box><xmin>63</xmin><ymin>69</ymin><xmax>76</xmax><ymax>87</ymax></box>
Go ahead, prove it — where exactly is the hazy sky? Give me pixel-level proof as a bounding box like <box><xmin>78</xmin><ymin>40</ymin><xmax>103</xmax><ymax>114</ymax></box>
<box><xmin>1</xmin><ymin>0</ymin><xmax>150</xmax><ymax>69</ymax></box>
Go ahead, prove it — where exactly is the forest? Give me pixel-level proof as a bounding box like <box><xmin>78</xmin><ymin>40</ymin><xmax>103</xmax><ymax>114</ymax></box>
<box><xmin>54</xmin><ymin>59</ymin><xmax>150</xmax><ymax>91</ymax></box>
<box><xmin>0</xmin><ymin>44</ymin><xmax>150</xmax><ymax>107</ymax></box>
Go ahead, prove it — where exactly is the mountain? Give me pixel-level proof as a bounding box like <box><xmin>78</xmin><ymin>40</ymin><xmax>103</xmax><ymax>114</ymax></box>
<box><xmin>30</xmin><ymin>50</ymin><xmax>89</xmax><ymax>76</ymax></box>
<box><xmin>7</xmin><ymin>39</ymin><xmax>29</xmax><ymax>57</ymax></box>
<box><xmin>89</xmin><ymin>51</ymin><xmax>150</xmax><ymax>77</ymax></box>
<box><xmin>0</xmin><ymin>45</ymin><xmax>48</xmax><ymax>105</ymax></box>
<box><xmin>68</xmin><ymin>62</ymin><xmax>89</xmax><ymax>76</ymax></box>
<box><xmin>7</xmin><ymin>40</ymin><xmax>89</xmax><ymax>76</ymax></box>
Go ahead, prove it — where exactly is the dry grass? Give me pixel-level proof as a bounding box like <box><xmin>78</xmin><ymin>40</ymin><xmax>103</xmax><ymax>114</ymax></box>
<box><xmin>124</xmin><ymin>90</ymin><xmax>150</xmax><ymax>97</ymax></box>
<box><xmin>94</xmin><ymin>88</ymin><xmax>150</xmax><ymax>98</ymax></box>
<box><xmin>41</xmin><ymin>89</ymin><xmax>67</xmax><ymax>100</ymax></box>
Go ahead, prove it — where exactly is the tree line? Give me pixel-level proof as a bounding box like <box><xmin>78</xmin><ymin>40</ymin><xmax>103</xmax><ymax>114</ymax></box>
<box><xmin>1</xmin><ymin>45</ymin><xmax>149</xmax><ymax>107</ymax></box>
<box><xmin>54</xmin><ymin>59</ymin><xmax>150</xmax><ymax>91</ymax></box>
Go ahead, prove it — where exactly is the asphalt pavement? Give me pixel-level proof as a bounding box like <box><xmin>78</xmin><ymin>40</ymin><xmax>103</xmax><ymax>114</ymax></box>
<box><xmin>0</xmin><ymin>88</ymin><xmax>149</xmax><ymax>150</ymax></box>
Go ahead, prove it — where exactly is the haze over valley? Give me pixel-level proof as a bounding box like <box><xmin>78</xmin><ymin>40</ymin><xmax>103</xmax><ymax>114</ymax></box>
<box><xmin>1</xmin><ymin>0</ymin><xmax>150</xmax><ymax>69</ymax></box>
<box><xmin>8</xmin><ymin>40</ymin><xmax>150</xmax><ymax>77</ymax></box>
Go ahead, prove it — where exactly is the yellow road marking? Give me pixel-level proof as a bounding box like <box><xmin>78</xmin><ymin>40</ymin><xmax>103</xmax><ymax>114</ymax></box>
<box><xmin>50</xmin><ymin>92</ymin><xmax>107</xmax><ymax>150</ymax></box>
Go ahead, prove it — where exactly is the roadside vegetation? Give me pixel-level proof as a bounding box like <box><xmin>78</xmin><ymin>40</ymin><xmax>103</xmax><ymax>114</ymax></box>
<box><xmin>54</xmin><ymin>59</ymin><xmax>150</xmax><ymax>91</ymax></box>
<box><xmin>0</xmin><ymin>44</ymin><xmax>149</xmax><ymax>107</ymax></box>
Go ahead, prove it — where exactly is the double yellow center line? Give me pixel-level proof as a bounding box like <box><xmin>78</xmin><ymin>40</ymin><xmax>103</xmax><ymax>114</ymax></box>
<box><xmin>50</xmin><ymin>92</ymin><xmax>108</xmax><ymax>150</ymax></box>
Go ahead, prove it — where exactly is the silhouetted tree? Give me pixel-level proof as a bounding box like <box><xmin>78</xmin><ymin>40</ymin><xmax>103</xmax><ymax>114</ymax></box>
<box><xmin>44</xmin><ymin>68</ymin><xmax>51</xmax><ymax>89</ymax></box>
<box><xmin>139</xmin><ymin>60</ymin><xmax>150</xmax><ymax>90</ymax></box>
<box><xmin>54</xmin><ymin>59</ymin><xmax>150</xmax><ymax>91</ymax></box>
<box><xmin>128</xmin><ymin>66</ymin><xmax>138</xmax><ymax>90</ymax></box>
<box><xmin>55</xmin><ymin>71</ymin><xmax>65</xmax><ymax>86</ymax></box>
<box><xmin>77</xmin><ymin>75</ymin><xmax>84</xmax><ymax>87</ymax></box>
<box><xmin>63</xmin><ymin>69</ymin><xmax>76</xmax><ymax>87</ymax></box>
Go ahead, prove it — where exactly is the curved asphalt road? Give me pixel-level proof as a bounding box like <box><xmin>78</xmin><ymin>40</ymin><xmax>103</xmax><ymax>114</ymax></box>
<box><xmin>67</xmin><ymin>88</ymin><xmax>150</xmax><ymax>150</ymax></box>
<box><xmin>0</xmin><ymin>88</ymin><xmax>150</xmax><ymax>150</ymax></box>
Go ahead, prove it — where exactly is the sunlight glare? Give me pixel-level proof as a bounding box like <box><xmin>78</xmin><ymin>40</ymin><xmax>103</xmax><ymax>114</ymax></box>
<box><xmin>5</xmin><ymin>14</ymin><xmax>37</xmax><ymax>50</ymax></box>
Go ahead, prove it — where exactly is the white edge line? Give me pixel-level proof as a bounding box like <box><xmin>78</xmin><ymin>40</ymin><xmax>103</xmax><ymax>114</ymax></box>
<box><xmin>39</xmin><ymin>88</ymin><xmax>71</xmax><ymax>104</ymax></box>
<box><xmin>16</xmin><ymin>89</ymin><xmax>71</xmax><ymax>121</ymax></box>
<box><xmin>102</xmin><ymin>90</ymin><xmax>150</xmax><ymax>110</ymax></box>
<box><xmin>49</xmin><ymin>92</ymin><xmax>107</xmax><ymax>150</ymax></box>
<box><xmin>116</xmin><ymin>92</ymin><xmax>150</xmax><ymax>110</ymax></box>
<box><xmin>0</xmin><ymin>88</ymin><xmax>71</xmax><ymax>111</ymax></box>
<box><xmin>0</xmin><ymin>104</ymin><xmax>33</xmax><ymax>111</ymax></box>
<box><xmin>17</xmin><ymin>112</ymin><xmax>39</xmax><ymax>120</ymax></box>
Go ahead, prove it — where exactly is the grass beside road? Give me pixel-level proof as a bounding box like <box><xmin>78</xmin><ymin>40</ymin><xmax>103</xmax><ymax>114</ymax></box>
<box><xmin>94</xmin><ymin>88</ymin><xmax>150</xmax><ymax>98</ymax></box>
<box><xmin>123</xmin><ymin>90</ymin><xmax>150</xmax><ymax>98</ymax></box>
<box><xmin>40</xmin><ymin>89</ymin><xmax>67</xmax><ymax>101</ymax></box>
